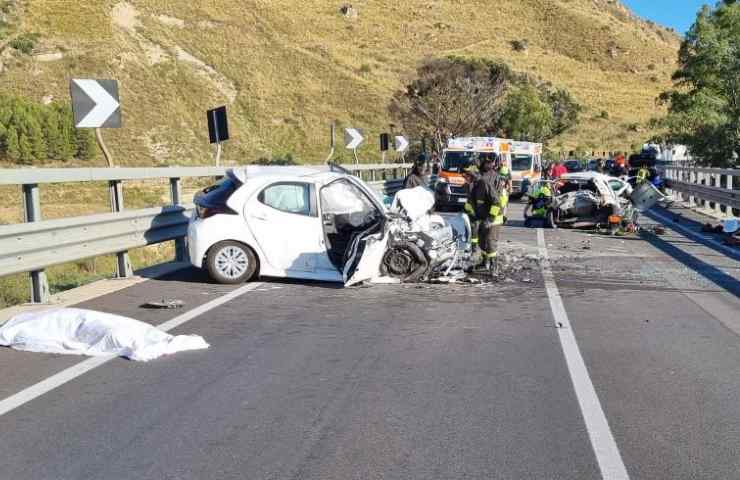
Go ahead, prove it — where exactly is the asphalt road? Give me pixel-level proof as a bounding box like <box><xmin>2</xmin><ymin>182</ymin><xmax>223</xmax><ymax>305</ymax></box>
<box><xmin>0</xmin><ymin>203</ymin><xmax>738</xmax><ymax>480</ymax></box>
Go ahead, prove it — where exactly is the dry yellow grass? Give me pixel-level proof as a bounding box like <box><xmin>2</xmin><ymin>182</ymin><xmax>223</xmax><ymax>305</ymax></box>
<box><xmin>0</xmin><ymin>0</ymin><xmax>679</xmax><ymax>163</ymax></box>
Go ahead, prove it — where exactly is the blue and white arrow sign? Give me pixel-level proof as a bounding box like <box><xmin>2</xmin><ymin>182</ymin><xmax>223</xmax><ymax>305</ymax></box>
<box><xmin>70</xmin><ymin>79</ymin><xmax>121</xmax><ymax>129</ymax></box>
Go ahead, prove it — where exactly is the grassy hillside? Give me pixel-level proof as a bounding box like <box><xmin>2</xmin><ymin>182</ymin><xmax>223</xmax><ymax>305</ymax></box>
<box><xmin>0</xmin><ymin>0</ymin><xmax>680</xmax><ymax>165</ymax></box>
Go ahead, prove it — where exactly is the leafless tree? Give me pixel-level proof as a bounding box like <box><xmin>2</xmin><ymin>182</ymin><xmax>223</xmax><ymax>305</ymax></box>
<box><xmin>389</xmin><ymin>58</ymin><xmax>508</xmax><ymax>154</ymax></box>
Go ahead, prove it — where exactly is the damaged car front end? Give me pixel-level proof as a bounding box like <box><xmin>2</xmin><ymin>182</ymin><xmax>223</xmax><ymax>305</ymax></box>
<box><xmin>189</xmin><ymin>167</ymin><xmax>470</xmax><ymax>286</ymax></box>
<box><xmin>527</xmin><ymin>172</ymin><xmax>662</xmax><ymax>233</ymax></box>
<box><xmin>378</xmin><ymin>188</ymin><xmax>469</xmax><ymax>283</ymax></box>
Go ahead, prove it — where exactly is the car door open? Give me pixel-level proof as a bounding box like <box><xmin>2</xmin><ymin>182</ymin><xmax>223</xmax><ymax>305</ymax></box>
<box><xmin>318</xmin><ymin>179</ymin><xmax>387</xmax><ymax>285</ymax></box>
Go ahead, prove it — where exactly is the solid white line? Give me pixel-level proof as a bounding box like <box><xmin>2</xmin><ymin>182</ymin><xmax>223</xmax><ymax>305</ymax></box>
<box><xmin>0</xmin><ymin>282</ymin><xmax>263</xmax><ymax>418</ymax></box>
<box><xmin>648</xmin><ymin>209</ymin><xmax>739</xmax><ymax>259</ymax></box>
<box><xmin>537</xmin><ymin>229</ymin><xmax>630</xmax><ymax>480</ymax></box>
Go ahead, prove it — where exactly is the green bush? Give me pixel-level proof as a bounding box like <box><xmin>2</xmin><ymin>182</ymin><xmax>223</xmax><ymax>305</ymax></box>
<box><xmin>9</xmin><ymin>33</ymin><xmax>40</xmax><ymax>55</ymax></box>
<box><xmin>0</xmin><ymin>94</ymin><xmax>96</xmax><ymax>164</ymax></box>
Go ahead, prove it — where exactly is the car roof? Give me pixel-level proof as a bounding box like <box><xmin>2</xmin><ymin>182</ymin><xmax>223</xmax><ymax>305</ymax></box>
<box><xmin>228</xmin><ymin>166</ymin><xmax>347</xmax><ymax>185</ymax></box>
<box><xmin>560</xmin><ymin>171</ymin><xmax>619</xmax><ymax>182</ymax></box>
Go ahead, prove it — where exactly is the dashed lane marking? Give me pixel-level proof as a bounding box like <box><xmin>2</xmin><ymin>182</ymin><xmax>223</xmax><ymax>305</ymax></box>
<box><xmin>537</xmin><ymin>229</ymin><xmax>630</xmax><ymax>480</ymax></box>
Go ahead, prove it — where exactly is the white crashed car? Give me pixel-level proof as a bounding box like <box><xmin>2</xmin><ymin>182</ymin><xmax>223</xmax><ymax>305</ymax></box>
<box><xmin>188</xmin><ymin>166</ymin><xmax>470</xmax><ymax>285</ymax></box>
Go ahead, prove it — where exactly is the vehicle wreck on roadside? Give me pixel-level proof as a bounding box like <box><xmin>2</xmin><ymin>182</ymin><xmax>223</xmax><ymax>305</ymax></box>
<box><xmin>525</xmin><ymin>172</ymin><xmax>663</xmax><ymax>233</ymax></box>
<box><xmin>188</xmin><ymin>167</ymin><xmax>471</xmax><ymax>286</ymax></box>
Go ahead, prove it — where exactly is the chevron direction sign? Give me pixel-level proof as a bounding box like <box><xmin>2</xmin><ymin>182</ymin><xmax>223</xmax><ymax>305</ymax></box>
<box><xmin>70</xmin><ymin>79</ymin><xmax>121</xmax><ymax>129</ymax></box>
<box><xmin>344</xmin><ymin>128</ymin><xmax>364</xmax><ymax>150</ymax></box>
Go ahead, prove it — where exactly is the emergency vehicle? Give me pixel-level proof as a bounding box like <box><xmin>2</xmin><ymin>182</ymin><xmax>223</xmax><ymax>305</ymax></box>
<box><xmin>434</xmin><ymin>137</ymin><xmax>511</xmax><ymax>210</ymax></box>
<box><xmin>509</xmin><ymin>141</ymin><xmax>543</xmax><ymax>198</ymax></box>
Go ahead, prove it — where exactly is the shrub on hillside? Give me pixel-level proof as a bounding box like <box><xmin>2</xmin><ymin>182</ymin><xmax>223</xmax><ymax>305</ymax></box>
<box><xmin>9</xmin><ymin>32</ymin><xmax>39</xmax><ymax>54</ymax></box>
<box><xmin>0</xmin><ymin>94</ymin><xmax>96</xmax><ymax>164</ymax></box>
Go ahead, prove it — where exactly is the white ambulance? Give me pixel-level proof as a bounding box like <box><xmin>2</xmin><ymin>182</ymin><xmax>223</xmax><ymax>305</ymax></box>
<box><xmin>435</xmin><ymin>137</ymin><xmax>512</xmax><ymax>210</ymax></box>
<box><xmin>508</xmin><ymin>141</ymin><xmax>543</xmax><ymax>198</ymax></box>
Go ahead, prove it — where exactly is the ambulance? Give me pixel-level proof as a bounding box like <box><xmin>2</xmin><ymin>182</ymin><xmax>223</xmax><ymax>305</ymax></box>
<box><xmin>509</xmin><ymin>141</ymin><xmax>543</xmax><ymax>198</ymax></box>
<box><xmin>434</xmin><ymin>137</ymin><xmax>512</xmax><ymax>211</ymax></box>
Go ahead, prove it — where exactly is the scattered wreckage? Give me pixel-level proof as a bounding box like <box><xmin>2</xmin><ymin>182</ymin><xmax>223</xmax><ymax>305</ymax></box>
<box><xmin>189</xmin><ymin>166</ymin><xmax>471</xmax><ymax>286</ymax></box>
<box><xmin>524</xmin><ymin>172</ymin><xmax>665</xmax><ymax>233</ymax></box>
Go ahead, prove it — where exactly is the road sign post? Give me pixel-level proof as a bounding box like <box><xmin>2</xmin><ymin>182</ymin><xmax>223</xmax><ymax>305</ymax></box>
<box><xmin>394</xmin><ymin>135</ymin><xmax>409</xmax><ymax>162</ymax></box>
<box><xmin>70</xmin><ymin>79</ymin><xmax>121</xmax><ymax>167</ymax></box>
<box><xmin>344</xmin><ymin>128</ymin><xmax>365</xmax><ymax>164</ymax></box>
<box><xmin>207</xmin><ymin>106</ymin><xmax>229</xmax><ymax>167</ymax></box>
<box><xmin>326</xmin><ymin>122</ymin><xmax>336</xmax><ymax>164</ymax></box>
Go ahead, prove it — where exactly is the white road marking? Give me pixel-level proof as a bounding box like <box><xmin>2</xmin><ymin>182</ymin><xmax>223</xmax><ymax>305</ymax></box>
<box><xmin>0</xmin><ymin>282</ymin><xmax>263</xmax><ymax>418</ymax></box>
<box><xmin>537</xmin><ymin>229</ymin><xmax>630</xmax><ymax>480</ymax></box>
<box><xmin>648</xmin><ymin>209</ymin><xmax>739</xmax><ymax>259</ymax></box>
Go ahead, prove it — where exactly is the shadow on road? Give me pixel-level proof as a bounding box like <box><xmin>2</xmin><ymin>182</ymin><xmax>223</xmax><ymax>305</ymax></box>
<box><xmin>640</xmin><ymin>230</ymin><xmax>740</xmax><ymax>299</ymax></box>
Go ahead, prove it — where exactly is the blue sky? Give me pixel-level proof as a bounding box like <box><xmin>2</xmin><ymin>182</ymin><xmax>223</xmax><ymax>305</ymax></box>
<box><xmin>621</xmin><ymin>0</ymin><xmax>712</xmax><ymax>33</ymax></box>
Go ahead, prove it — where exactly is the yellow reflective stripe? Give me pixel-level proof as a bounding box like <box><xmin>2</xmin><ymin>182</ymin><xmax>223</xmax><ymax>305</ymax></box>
<box><xmin>464</xmin><ymin>203</ymin><xmax>474</xmax><ymax>214</ymax></box>
<box><xmin>490</xmin><ymin>206</ymin><xmax>501</xmax><ymax>216</ymax></box>
<box><xmin>471</xmin><ymin>238</ymin><xmax>479</xmax><ymax>244</ymax></box>
<box><xmin>486</xmin><ymin>251</ymin><xmax>498</xmax><ymax>258</ymax></box>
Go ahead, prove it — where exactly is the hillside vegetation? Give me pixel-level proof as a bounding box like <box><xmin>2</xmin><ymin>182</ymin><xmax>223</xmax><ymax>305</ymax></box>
<box><xmin>0</xmin><ymin>0</ymin><xmax>681</xmax><ymax>165</ymax></box>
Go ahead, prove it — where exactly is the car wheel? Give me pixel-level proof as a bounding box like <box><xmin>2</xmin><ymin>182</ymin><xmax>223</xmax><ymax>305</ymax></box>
<box><xmin>206</xmin><ymin>241</ymin><xmax>258</xmax><ymax>284</ymax></box>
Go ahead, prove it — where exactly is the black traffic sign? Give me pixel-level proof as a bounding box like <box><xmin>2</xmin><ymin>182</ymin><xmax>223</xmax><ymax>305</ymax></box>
<box><xmin>207</xmin><ymin>106</ymin><xmax>229</xmax><ymax>144</ymax></box>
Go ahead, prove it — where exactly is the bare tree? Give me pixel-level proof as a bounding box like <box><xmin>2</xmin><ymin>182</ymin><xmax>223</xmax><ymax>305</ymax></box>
<box><xmin>389</xmin><ymin>58</ymin><xmax>508</xmax><ymax>154</ymax></box>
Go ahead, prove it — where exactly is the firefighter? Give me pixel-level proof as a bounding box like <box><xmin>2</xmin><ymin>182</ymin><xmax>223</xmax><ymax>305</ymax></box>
<box><xmin>404</xmin><ymin>155</ymin><xmax>428</xmax><ymax>189</ymax></box>
<box><xmin>524</xmin><ymin>182</ymin><xmax>553</xmax><ymax>227</ymax></box>
<box><xmin>465</xmin><ymin>155</ymin><xmax>506</xmax><ymax>273</ymax></box>
<box><xmin>636</xmin><ymin>165</ymin><xmax>650</xmax><ymax>185</ymax></box>
<box><xmin>462</xmin><ymin>162</ymin><xmax>481</xmax><ymax>262</ymax></box>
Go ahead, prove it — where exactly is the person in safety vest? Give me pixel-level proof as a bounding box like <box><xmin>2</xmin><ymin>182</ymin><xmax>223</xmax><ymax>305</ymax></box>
<box><xmin>462</xmin><ymin>161</ymin><xmax>481</xmax><ymax>263</ymax></box>
<box><xmin>636</xmin><ymin>166</ymin><xmax>650</xmax><ymax>185</ymax></box>
<box><xmin>465</xmin><ymin>154</ymin><xmax>506</xmax><ymax>273</ymax></box>
<box><xmin>529</xmin><ymin>183</ymin><xmax>553</xmax><ymax>218</ymax></box>
<box><xmin>497</xmin><ymin>155</ymin><xmax>512</xmax><ymax>192</ymax></box>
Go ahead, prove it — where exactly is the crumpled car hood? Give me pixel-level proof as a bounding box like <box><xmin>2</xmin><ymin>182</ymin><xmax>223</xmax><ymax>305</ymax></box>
<box><xmin>345</xmin><ymin>187</ymin><xmax>469</xmax><ymax>286</ymax></box>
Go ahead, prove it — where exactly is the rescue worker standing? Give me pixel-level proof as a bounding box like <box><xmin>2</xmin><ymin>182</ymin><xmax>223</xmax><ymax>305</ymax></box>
<box><xmin>636</xmin><ymin>165</ymin><xmax>650</xmax><ymax>185</ymax></box>
<box><xmin>462</xmin><ymin>161</ymin><xmax>481</xmax><ymax>262</ymax></box>
<box><xmin>404</xmin><ymin>155</ymin><xmax>428</xmax><ymax>189</ymax></box>
<box><xmin>465</xmin><ymin>155</ymin><xmax>506</xmax><ymax>273</ymax></box>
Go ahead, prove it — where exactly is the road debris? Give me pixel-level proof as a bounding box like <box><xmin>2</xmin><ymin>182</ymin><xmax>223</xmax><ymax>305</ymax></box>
<box><xmin>141</xmin><ymin>299</ymin><xmax>184</xmax><ymax>309</ymax></box>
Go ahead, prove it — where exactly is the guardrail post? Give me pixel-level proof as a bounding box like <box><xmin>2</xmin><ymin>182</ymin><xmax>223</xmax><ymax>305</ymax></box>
<box><xmin>714</xmin><ymin>173</ymin><xmax>723</xmax><ymax>215</ymax></box>
<box><xmin>109</xmin><ymin>180</ymin><xmax>133</xmax><ymax>278</ymax></box>
<box><xmin>170</xmin><ymin>177</ymin><xmax>188</xmax><ymax>262</ymax></box>
<box><xmin>728</xmin><ymin>174</ymin><xmax>735</xmax><ymax>217</ymax></box>
<box><xmin>22</xmin><ymin>184</ymin><xmax>50</xmax><ymax>303</ymax></box>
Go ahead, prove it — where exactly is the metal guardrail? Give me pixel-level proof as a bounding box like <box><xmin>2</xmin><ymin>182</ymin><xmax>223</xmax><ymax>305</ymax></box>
<box><xmin>0</xmin><ymin>205</ymin><xmax>192</xmax><ymax>277</ymax></box>
<box><xmin>0</xmin><ymin>164</ymin><xmax>410</xmax><ymax>304</ymax></box>
<box><xmin>664</xmin><ymin>166</ymin><xmax>739</xmax><ymax>215</ymax></box>
<box><xmin>665</xmin><ymin>180</ymin><xmax>740</xmax><ymax>210</ymax></box>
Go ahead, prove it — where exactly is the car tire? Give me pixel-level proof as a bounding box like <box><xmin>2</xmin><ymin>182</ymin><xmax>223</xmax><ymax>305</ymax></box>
<box><xmin>206</xmin><ymin>241</ymin><xmax>258</xmax><ymax>284</ymax></box>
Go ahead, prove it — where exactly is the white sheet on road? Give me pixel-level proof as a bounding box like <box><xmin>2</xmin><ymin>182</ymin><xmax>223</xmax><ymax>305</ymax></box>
<box><xmin>0</xmin><ymin>308</ymin><xmax>209</xmax><ymax>362</ymax></box>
